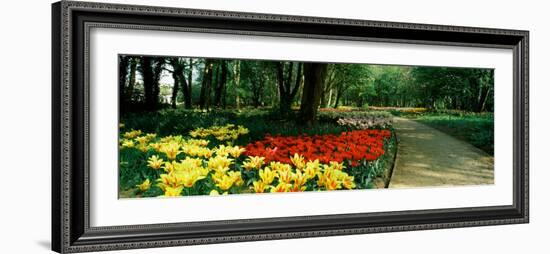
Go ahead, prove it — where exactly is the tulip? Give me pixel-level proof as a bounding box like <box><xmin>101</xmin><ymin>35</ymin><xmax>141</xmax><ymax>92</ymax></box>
<box><xmin>252</xmin><ymin>181</ymin><xmax>268</xmax><ymax>193</ymax></box>
<box><xmin>259</xmin><ymin>167</ymin><xmax>276</xmax><ymax>185</ymax></box>
<box><xmin>216</xmin><ymin>174</ymin><xmax>235</xmax><ymax>191</ymax></box>
<box><xmin>136</xmin><ymin>179</ymin><xmax>151</xmax><ymax>191</ymax></box>
<box><xmin>290</xmin><ymin>153</ymin><xmax>306</xmax><ymax>170</ymax></box>
<box><xmin>164</xmin><ymin>186</ymin><xmax>183</xmax><ymax>197</ymax></box>
<box><xmin>208</xmin><ymin>156</ymin><xmax>233</xmax><ymax>172</ymax></box>
<box><xmin>147</xmin><ymin>155</ymin><xmax>164</xmax><ymax>170</ymax></box>
<box><xmin>270</xmin><ymin>182</ymin><xmax>292</xmax><ymax>193</ymax></box>
<box><xmin>160</xmin><ymin>142</ymin><xmax>181</xmax><ymax>161</ymax></box>
<box><xmin>243</xmin><ymin>156</ymin><xmax>265</xmax><ymax>170</ymax></box>
<box><xmin>121</xmin><ymin>140</ymin><xmax>135</xmax><ymax>148</ymax></box>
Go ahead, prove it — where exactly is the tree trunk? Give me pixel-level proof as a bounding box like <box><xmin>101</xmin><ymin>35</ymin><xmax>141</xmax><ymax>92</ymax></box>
<box><xmin>127</xmin><ymin>57</ymin><xmax>137</xmax><ymax>104</ymax></box>
<box><xmin>333</xmin><ymin>90</ymin><xmax>341</xmax><ymax>109</ymax></box>
<box><xmin>185</xmin><ymin>58</ymin><xmax>193</xmax><ymax>109</ymax></box>
<box><xmin>276</xmin><ymin>62</ymin><xmax>291</xmax><ymax>114</ymax></box>
<box><xmin>140</xmin><ymin>57</ymin><xmax>156</xmax><ymax>111</ymax></box>
<box><xmin>320</xmin><ymin>89</ymin><xmax>327</xmax><ymax>108</ymax></box>
<box><xmin>214</xmin><ymin>61</ymin><xmax>228</xmax><ymax>107</ymax></box>
<box><xmin>233</xmin><ymin>61</ymin><xmax>241</xmax><ymax>109</ymax></box>
<box><xmin>326</xmin><ymin>88</ymin><xmax>333</xmax><ymax>108</ymax></box>
<box><xmin>476</xmin><ymin>86</ymin><xmax>491</xmax><ymax>112</ymax></box>
<box><xmin>151</xmin><ymin>58</ymin><xmax>164</xmax><ymax>110</ymax></box>
<box><xmin>119</xmin><ymin>56</ymin><xmax>129</xmax><ymax>113</ymax></box>
<box><xmin>199</xmin><ymin>60</ymin><xmax>214</xmax><ymax>110</ymax></box>
<box><xmin>298</xmin><ymin>63</ymin><xmax>328</xmax><ymax>126</ymax></box>
<box><xmin>171</xmin><ymin>70</ymin><xmax>180</xmax><ymax>108</ymax></box>
<box><xmin>276</xmin><ymin>62</ymin><xmax>303</xmax><ymax>115</ymax></box>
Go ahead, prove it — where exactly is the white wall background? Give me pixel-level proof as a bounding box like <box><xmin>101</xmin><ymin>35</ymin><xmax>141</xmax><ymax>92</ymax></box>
<box><xmin>0</xmin><ymin>0</ymin><xmax>546</xmax><ymax>253</ymax></box>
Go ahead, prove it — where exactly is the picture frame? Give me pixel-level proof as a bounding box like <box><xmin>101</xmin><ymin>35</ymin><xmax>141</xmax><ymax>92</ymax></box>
<box><xmin>51</xmin><ymin>1</ymin><xmax>529</xmax><ymax>253</ymax></box>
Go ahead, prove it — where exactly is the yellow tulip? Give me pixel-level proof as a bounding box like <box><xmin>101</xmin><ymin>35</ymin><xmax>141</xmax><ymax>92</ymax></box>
<box><xmin>303</xmin><ymin>166</ymin><xmax>316</xmax><ymax>180</ymax></box>
<box><xmin>276</xmin><ymin>168</ymin><xmax>293</xmax><ymax>183</ymax></box>
<box><xmin>259</xmin><ymin>167</ymin><xmax>276</xmax><ymax>185</ymax></box>
<box><xmin>290</xmin><ymin>153</ymin><xmax>305</xmax><ymax>170</ymax></box>
<box><xmin>148</xmin><ymin>142</ymin><xmax>161</xmax><ymax>152</ymax></box>
<box><xmin>135</xmin><ymin>136</ymin><xmax>148</xmax><ymax>145</ymax></box>
<box><xmin>342</xmin><ymin>175</ymin><xmax>356</xmax><ymax>190</ymax></box>
<box><xmin>290</xmin><ymin>183</ymin><xmax>307</xmax><ymax>192</ymax></box>
<box><xmin>227</xmin><ymin>171</ymin><xmax>244</xmax><ymax>186</ymax></box>
<box><xmin>305</xmin><ymin>159</ymin><xmax>321</xmax><ymax>174</ymax></box>
<box><xmin>214</xmin><ymin>145</ymin><xmax>231</xmax><ymax>157</ymax></box>
<box><xmin>252</xmin><ymin>181</ymin><xmax>268</xmax><ymax>193</ymax></box>
<box><xmin>216</xmin><ymin>174</ymin><xmax>235</xmax><ymax>191</ymax></box>
<box><xmin>147</xmin><ymin>155</ymin><xmax>164</xmax><ymax>170</ymax></box>
<box><xmin>120</xmin><ymin>140</ymin><xmax>135</xmax><ymax>148</ymax></box>
<box><xmin>324</xmin><ymin>177</ymin><xmax>341</xmax><ymax>191</ymax></box>
<box><xmin>174</xmin><ymin>170</ymin><xmax>206</xmax><ymax>188</ymax></box>
<box><xmin>293</xmin><ymin>170</ymin><xmax>308</xmax><ymax>187</ymax></box>
<box><xmin>123</xmin><ymin>129</ymin><xmax>142</xmax><ymax>139</ymax></box>
<box><xmin>136</xmin><ymin>179</ymin><xmax>151</xmax><ymax>191</ymax></box>
<box><xmin>207</xmin><ymin>156</ymin><xmax>233</xmax><ymax>172</ymax></box>
<box><xmin>211</xmin><ymin>170</ymin><xmax>226</xmax><ymax>184</ymax></box>
<box><xmin>187</xmin><ymin>139</ymin><xmax>209</xmax><ymax>147</ymax></box>
<box><xmin>163</xmin><ymin>161</ymin><xmax>175</xmax><ymax>173</ymax></box>
<box><xmin>329</xmin><ymin>161</ymin><xmax>345</xmax><ymax>171</ymax></box>
<box><xmin>242</xmin><ymin>156</ymin><xmax>265</xmax><ymax>170</ymax></box>
<box><xmin>164</xmin><ymin>186</ymin><xmax>183</xmax><ymax>197</ymax></box>
<box><xmin>269</xmin><ymin>161</ymin><xmax>292</xmax><ymax>173</ymax></box>
<box><xmin>237</xmin><ymin>126</ymin><xmax>249</xmax><ymax>135</ymax></box>
<box><xmin>190</xmin><ymin>124</ymin><xmax>249</xmax><ymax>142</ymax></box>
<box><xmin>228</xmin><ymin>146</ymin><xmax>246</xmax><ymax>158</ymax></box>
<box><xmin>209</xmin><ymin>189</ymin><xmax>228</xmax><ymax>196</ymax></box>
<box><xmin>173</xmin><ymin>157</ymin><xmax>203</xmax><ymax>172</ymax></box>
<box><xmin>160</xmin><ymin>142</ymin><xmax>181</xmax><ymax>161</ymax></box>
<box><xmin>270</xmin><ymin>182</ymin><xmax>292</xmax><ymax>193</ymax></box>
<box><xmin>156</xmin><ymin>173</ymin><xmax>179</xmax><ymax>191</ymax></box>
<box><xmin>137</xmin><ymin>145</ymin><xmax>148</xmax><ymax>152</ymax></box>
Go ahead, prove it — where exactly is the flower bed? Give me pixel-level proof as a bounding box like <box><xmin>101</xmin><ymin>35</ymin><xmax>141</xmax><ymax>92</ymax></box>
<box><xmin>119</xmin><ymin>119</ymin><xmax>396</xmax><ymax>198</ymax></box>
<box><xmin>318</xmin><ymin>111</ymin><xmax>393</xmax><ymax>129</ymax></box>
<box><xmin>244</xmin><ymin>130</ymin><xmax>391</xmax><ymax>166</ymax></box>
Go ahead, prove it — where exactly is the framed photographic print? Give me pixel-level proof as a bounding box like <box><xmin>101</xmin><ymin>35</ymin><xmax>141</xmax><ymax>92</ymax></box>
<box><xmin>51</xmin><ymin>0</ymin><xmax>529</xmax><ymax>253</ymax></box>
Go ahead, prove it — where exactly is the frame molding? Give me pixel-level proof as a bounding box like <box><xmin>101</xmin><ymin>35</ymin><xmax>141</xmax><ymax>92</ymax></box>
<box><xmin>52</xmin><ymin>1</ymin><xmax>529</xmax><ymax>253</ymax></box>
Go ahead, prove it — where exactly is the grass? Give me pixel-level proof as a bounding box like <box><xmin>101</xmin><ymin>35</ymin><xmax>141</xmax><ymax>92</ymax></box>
<box><xmin>390</xmin><ymin>109</ymin><xmax>494</xmax><ymax>155</ymax></box>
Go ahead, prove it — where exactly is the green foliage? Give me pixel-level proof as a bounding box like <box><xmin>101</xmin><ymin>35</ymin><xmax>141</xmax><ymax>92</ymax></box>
<box><xmin>395</xmin><ymin>110</ymin><xmax>494</xmax><ymax>155</ymax></box>
<box><xmin>411</xmin><ymin>67</ymin><xmax>494</xmax><ymax>111</ymax></box>
<box><xmin>121</xmin><ymin>108</ymin><xmax>369</xmax><ymax>147</ymax></box>
<box><xmin>345</xmin><ymin>131</ymin><xmax>397</xmax><ymax>188</ymax></box>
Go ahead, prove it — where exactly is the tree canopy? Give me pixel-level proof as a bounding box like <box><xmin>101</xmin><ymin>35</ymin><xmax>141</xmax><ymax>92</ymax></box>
<box><xmin>119</xmin><ymin>55</ymin><xmax>494</xmax><ymax>121</ymax></box>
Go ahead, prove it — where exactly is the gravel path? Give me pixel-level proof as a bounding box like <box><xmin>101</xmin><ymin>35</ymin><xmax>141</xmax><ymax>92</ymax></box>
<box><xmin>389</xmin><ymin>117</ymin><xmax>494</xmax><ymax>188</ymax></box>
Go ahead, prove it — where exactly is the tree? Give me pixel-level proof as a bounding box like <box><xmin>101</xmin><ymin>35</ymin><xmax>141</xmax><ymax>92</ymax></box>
<box><xmin>276</xmin><ymin>62</ymin><xmax>303</xmax><ymax>115</ymax></box>
<box><xmin>199</xmin><ymin>59</ymin><xmax>214</xmax><ymax>110</ymax></box>
<box><xmin>127</xmin><ymin>57</ymin><xmax>138</xmax><ymax>104</ymax></box>
<box><xmin>232</xmin><ymin>60</ymin><xmax>242</xmax><ymax>109</ymax></box>
<box><xmin>214</xmin><ymin>60</ymin><xmax>228</xmax><ymax>107</ymax></box>
<box><xmin>186</xmin><ymin>58</ymin><xmax>193</xmax><ymax>109</ymax></box>
<box><xmin>168</xmin><ymin>57</ymin><xmax>183</xmax><ymax>108</ymax></box>
<box><xmin>410</xmin><ymin>67</ymin><xmax>494</xmax><ymax>111</ymax></box>
<box><xmin>139</xmin><ymin>56</ymin><xmax>165</xmax><ymax>111</ymax></box>
<box><xmin>298</xmin><ymin>63</ymin><xmax>328</xmax><ymax>126</ymax></box>
<box><xmin>331</xmin><ymin>64</ymin><xmax>372</xmax><ymax>108</ymax></box>
<box><xmin>119</xmin><ymin>56</ymin><xmax>129</xmax><ymax>112</ymax></box>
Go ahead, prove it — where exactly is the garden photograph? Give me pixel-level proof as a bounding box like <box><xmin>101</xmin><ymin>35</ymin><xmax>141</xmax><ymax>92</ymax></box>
<box><xmin>118</xmin><ymin>55</ymin><xmax>494</xmax><ymax>198</ymax></box>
